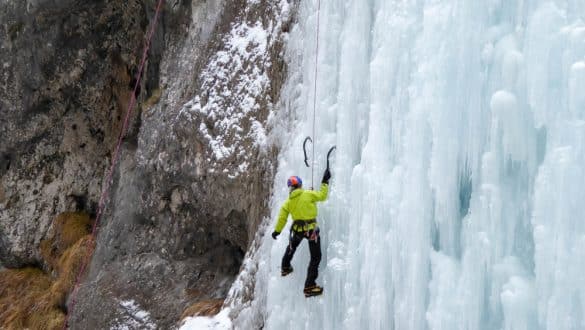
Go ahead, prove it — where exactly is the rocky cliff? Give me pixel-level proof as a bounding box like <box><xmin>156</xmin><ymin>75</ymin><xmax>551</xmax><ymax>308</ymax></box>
<box><xmin>0</xmin><ymin>0</ymin><xmax>294</xmax><ymax>328</ymax></box>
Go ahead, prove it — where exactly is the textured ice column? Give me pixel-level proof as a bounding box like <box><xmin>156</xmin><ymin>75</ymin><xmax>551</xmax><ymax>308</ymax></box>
<box><xmin>264</xmin><ymin>0</ymin><xmax>375</xmax><ymax>328</ymax></box>
<box><xmin>226</xmin><ymin>1</ymin><xmax>585</xmax><ymax>329</ymax></box>
<box><xmin>533</xmin><ymin>137</ymin><xmax>585</xmax><ymax>329</ymax></box>
<box><xmin>569</xmin><ymin>61</ymin><xmax>585</xmax><ymax>119</ymax></box>
<box><xmin>528</xmin><ymin>3</ymin><xmax>585</xmax><ymax>329</ymax></box>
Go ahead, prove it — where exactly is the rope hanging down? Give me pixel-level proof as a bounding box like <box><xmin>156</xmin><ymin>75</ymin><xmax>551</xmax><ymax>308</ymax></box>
<box><xmin>310</xmin><ymin>0</ymin><xmax>321</xmax><ymax>188</ymax></box>
<box><xmin>63</xmin><ymin>0</ymin><xmax>165</xmax><ymax>328</ymax></box>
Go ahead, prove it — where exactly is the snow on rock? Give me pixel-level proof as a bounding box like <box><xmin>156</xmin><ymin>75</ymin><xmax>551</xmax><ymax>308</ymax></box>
<box><xmin>178</xmin><ymin>0</ymin><xmax>292</xmax><ymax>178</ymax></box>
<box><xmin>110</xmin><ymin>300</ymin><xmax>156</xmax><ymax>330</ymax></box>
<box><xmin>180</xmin><ymin>309</ymin><xmax>233</xmax><ymax>330</ymax></box>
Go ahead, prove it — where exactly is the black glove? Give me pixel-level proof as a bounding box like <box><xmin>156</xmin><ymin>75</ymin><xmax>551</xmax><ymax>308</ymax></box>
<box><xmin>322</xmin><ymin>168</ymin><xmax>331</xmax><ymax>184</ymax></box>
<box><xmin>271</xmin><ymin>231</ymin><xmax>280</xmax><ymax>240</ymax></box>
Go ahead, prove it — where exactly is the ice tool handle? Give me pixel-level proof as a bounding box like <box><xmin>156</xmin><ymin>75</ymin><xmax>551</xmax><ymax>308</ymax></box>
<box><xmin>326</xmin><ymin>146</ymin><xmax>336</xmax><ymax>171</ymax></box>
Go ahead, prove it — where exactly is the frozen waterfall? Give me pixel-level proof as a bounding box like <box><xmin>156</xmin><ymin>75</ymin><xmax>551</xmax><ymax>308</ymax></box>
<box><xmin>185</xmin><ymin>0</ymin><xmax>585</xmax><ymax>329</ymax></box>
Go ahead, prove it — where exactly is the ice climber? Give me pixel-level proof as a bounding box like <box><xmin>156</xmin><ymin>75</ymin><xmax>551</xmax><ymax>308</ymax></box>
<box><xmin>271</xmin><ymin>168</ymin><xmax>331</xmax><ymax>297</ymax></box>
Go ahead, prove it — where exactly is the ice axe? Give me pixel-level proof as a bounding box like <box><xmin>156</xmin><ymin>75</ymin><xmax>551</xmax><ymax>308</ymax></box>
<box><xmin>326</xmin><ymin>146</ymin><xmax>336</xmax><ymax>170</ymax></box>
<box><xmin>303</xmin><ymin>136</ymin><xmax>335</xmax><ymax>170</ymax></box>
<box><xmin>303</xmin><ymin>136</ymin><xmax>313</xmax><ymax>167</ymax></box>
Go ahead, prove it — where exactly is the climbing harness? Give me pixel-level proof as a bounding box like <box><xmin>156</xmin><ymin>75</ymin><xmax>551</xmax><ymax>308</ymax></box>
<box><xmin>292</xmin><ymin>219</ymin><xmax>316</xmax><ymax>233</ymax></box>
<box><xmin>63</xmin><ymin>0</ymin><xmax>165</xmax><ymax>328</ymax></box>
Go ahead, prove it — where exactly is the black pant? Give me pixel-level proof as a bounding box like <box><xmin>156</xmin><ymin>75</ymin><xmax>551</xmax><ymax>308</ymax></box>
<box><xmin>281</xmin><ymin>228</ymin><xmax>321</xmax><ymax>288</ymax></box>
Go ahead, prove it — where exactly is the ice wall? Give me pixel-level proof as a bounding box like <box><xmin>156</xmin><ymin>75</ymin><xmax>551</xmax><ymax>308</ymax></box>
<box><xmin>232</xmin><ymin>0</ymin><xmax>585</xmax><ymax>329</ymax></box>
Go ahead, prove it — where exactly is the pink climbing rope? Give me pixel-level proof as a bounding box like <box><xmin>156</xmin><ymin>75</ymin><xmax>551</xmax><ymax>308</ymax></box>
<box><xmin>63</xmin><ymin>0</ymin><xmax>165</xmax><ymax>328</ymax></box>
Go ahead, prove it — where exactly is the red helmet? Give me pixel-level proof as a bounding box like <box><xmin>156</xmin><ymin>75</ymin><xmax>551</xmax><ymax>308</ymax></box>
<box><xmin>287</xmin><ymin>176</ymin><xmax>302</xmax><ymax>188</ymax></box>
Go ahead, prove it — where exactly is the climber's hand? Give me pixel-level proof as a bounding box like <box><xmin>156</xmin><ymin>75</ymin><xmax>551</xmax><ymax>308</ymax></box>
<box><xmin>322</xmin><ymin>168</ymin><xmax>331</xmax><ymax>184</ymax></box>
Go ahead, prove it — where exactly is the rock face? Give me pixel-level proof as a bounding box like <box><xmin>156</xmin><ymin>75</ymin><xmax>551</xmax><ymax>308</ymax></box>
<box><xmin>0</xmin><ymin>0</ymin><xmax>149</xmax><ymax>268</ymax></box>
<box><xmin>0</xmin><ymin>0</ymin><xmax>293</xmax><ymax>328</ymax></box>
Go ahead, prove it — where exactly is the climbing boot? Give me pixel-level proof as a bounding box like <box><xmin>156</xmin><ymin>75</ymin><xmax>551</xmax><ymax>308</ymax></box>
<box><xmin>303</xmin><ymin>285</ymin><xmax>323</xmax><ymax>297</ymax></box>
<box><xmin>281</xmin><ymin>266</ymin><xmax>293</xmax><ymax>277</ymax></box>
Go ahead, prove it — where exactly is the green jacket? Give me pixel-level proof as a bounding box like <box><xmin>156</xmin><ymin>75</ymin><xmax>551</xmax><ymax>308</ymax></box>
<box><xmin>274</xmin><ymin>183</ymin><xmax>329</xmax><ymax>233</ymax></box>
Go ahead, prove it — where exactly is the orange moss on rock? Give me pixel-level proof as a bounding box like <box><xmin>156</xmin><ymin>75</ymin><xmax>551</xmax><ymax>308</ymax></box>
<box><xmin>0</xmin><ymin>212</ymin><xmax>93</xmax><ymax>329</ymax></box>
<box><xmin>49</xmin><ymin>212</ymin><xmax>91</xmax><ymax>251</ymax></box>
<box><xmin>142</xmin><ymin>87</ymin><xmax>163</xmax><ymax>111</ymax></box>
<box><xmin>181</xmin><ymin>298</ymin><xmax>225</xmax><ymax>320</ymax></box>
<box><xmin>0</xmin><ymin>267</ymin><xmax>64</xmax><ymax>329</ymax></box>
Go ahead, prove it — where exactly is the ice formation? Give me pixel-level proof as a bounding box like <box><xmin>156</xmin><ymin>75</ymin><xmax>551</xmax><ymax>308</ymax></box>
<box><xmin>186</xmin><ymin>0</ymin><xmax>585</xmax><ymax>329</ymax></box>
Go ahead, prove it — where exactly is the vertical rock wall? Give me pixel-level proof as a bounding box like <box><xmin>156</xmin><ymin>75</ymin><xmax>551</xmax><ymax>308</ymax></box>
<box><xmin>0</xmin><ymin>0</ymin><xmax>152</xmax><ymax>269</ymax></box>
<box><xmin>0</xmin><ymin>0</ymin><xmax>293</xmax><ymax>328</ymax></box>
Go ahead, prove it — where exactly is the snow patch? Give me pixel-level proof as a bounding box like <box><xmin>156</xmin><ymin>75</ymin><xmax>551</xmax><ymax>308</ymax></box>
<box><xmin>180</xmin><ymin>308</ymin><xmax>233</xmax><ymax>330</ymax></box>
<box><xmin>177</xmin><ymin>4</ymin><xmax>288</xmax><ymax>177</ymax></box>
<box><xmin>111</xmin><ymin>300</ymin><xmax>156</xmax><ymax>330</ymax></box>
